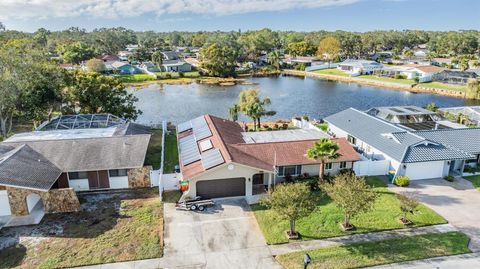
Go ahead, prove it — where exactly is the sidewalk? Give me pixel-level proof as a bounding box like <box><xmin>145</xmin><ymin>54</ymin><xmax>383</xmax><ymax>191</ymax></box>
<box><xmin>269</xmin><ymin>224</ymin><xmax>457</xmax><ymax>256</ymax></box>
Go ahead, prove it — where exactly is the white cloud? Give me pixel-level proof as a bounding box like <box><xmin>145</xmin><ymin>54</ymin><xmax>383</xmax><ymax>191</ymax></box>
<box><xmin>0</xmin><ymin>0</ymin><xmax>359</xmax><ymax>20</ymax></box>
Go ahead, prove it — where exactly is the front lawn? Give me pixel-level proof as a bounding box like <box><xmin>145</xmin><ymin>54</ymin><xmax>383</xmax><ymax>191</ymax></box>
<box><xmin>252</xmin><ymin>177</ymin><xmax>446</xmax><ymax>244</ymax></box>
<box><xmin>418</xmin><ymin>81</ymin><xmax>467</xmax><ymax>92</ymax></box>
<box><xmin>144</xmin><ymin>129</ymin><xmax>163</xmax><ymax>170</ymax></box>
<box><xmin>358</xmin><ymin>75</ymin><xmax>415</xmax><ymax>85</ymax></box>
<box><xmin>276</xmin><ymin>231</ymin><xmax>470</xmax><ymax>269</ymax></box>
<box><xmin>163</xmin><ymin>131</ymin><xmax>179</xmax><ymax>173</ymax></box>
<box><xmin>154</xmin><ymin>71</ymin><xmax>200</xmax><ymax>80</ymax></box>
<box><xmin>0</xmin><ymin>189</ymin><xmax>163</xmax><ymax>269</ymax></box>
<box><xmin>464</xmin><ymin>175</ymin><xmax>480</xmax><ymax>191</ymax></box>
<box><xmin>312</xmin><ymin>68</ymin><xmax>350</xmax><ymax>77</ymax></box>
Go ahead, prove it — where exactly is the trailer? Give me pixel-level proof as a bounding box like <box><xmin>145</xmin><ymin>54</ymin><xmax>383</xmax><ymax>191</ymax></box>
<box><xmin>176</xmin><ymin>196</ymin><xmax>215</xmax><ymax>211</ymax></box>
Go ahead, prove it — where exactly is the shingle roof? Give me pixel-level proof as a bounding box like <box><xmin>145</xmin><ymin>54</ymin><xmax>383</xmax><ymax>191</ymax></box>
<box><xmin>0</xmin><ymin>145</ymin><xmax>62</xmax><ymax>191</ymax></box>
<box><xmin>3</xmin><ymin>135</ymin><xmax>151</xmax><ymax>172</ymax></box>
<box><xmin>179</xmin><ymin>115</ymin><xmax>359</xmax><ymax>179</ymax></box>
<box><xmin>325</xmin><ymin>108</ymin><xmax>473</xmax><ymax>163</ymax></box>
<box><xmin>413</xmin><ymin>128</ymin><xmax>480</xmax><ymax>155</ymax></box>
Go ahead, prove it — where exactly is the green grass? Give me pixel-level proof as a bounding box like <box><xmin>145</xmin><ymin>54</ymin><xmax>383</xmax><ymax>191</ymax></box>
<box><xmin>358</xmin><ymin>75</ymin><xmax>415</xmax><ymax>85</ymax></box>
<box><xmin>117</xmin><ymin>73</ymin><xmax>156</xmax><ymax>83</ymax></box>
<box><xmin>418</xmin><ymin>81</ymin><xmax>468</xmax><ymax>92</ymax></box>
<box><xmin>316</xmin><ymin>123</ymin><xmax>328</xmax><ymax>132</ymax></box>
<box><xmin>253</xmin><ymin>177</ymin><xmax>446</xmax><ymax>244</ymax></box>
<box><xmin>0</xmin><ymin>190</ymin><xmax>163</xmax><ymax>269</ymax></box>
<box><xmin>276</xmin><ymin>232</ymin><xmax>470</xmax><ymax>269</ymax></box>
<box><xmin>464</xmin><ymin>175</ymin><xmax>480</xmax><ymax>191</ymax></box>
<box><xmin>144</xmin><ymin>129</ymin><xmax>163</xmax><ymax>170</ymax></box>
<box><xmin>163</xmin><ymin>131</ymin><xmax>179</xmax><ymax>173</ymax></box>
<box><xmin>312</xmin><ymin>68</ymin><xmax>350</xmax><ymax>77</ymax></box>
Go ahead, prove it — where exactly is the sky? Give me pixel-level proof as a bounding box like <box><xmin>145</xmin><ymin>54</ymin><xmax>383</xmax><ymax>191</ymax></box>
<box><xmin>1</xmin><ymin>0</ymin><xmax>479</xmax><ymax>32</ymax></box>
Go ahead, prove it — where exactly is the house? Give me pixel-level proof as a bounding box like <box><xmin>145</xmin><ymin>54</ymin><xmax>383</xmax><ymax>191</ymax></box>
<box><xmin>176</xmin><ymin>115</ymin><xmax>359</xmax><ymax>200</ymax></box>
<box><xmin>284</xmin><ymin>55</ymin><xmax>323</xmax><ymax>67</ymax></box>
<box><xmin>337</xmin><ymin>59</ymin><xmax>383</xmax><ymax>75</ymax></box>
<box><xmin>371</xmin><ymin>51</ymin><xmax>393</xmax><ymax>64</ymax></box>
<box><xmin>409</xmin><ymin>65</ymin><xmax>446</xmax><ymax>82</ymax></box>
<box><xmin>0</xmin><ymin>114</ymin><xmax>152</xmax><ymax>225</ymax></box>
<box><xmin>125</xmin><ymin>44</ymin><xmax>139</xmax><ymax>52</ymax></box>
<box><xmin>108</xmin><ymin>61</ymin><xmax>143</xmax><ymax>75</ymax></box>
<box><xmin>139</xmin><ymin>61</ymin><xmax>161</xmax><ymax>72</ymax></box>
<box><xmin>432</xmin><ymin>70</ymin><xmax>478</xmax><ymax>85</ymax></box>
<box><xmin>99</xmin><ymin>54</ymin><xmax>121</xmax><ymax>62</ymax></box>
<box><xmin>162</xmin><ymin>60</ymin><xmax>192</xmax><ymax>72</ymax></box>
<box><xmin>379</xmin><ymin>64</ymin><xmax>445</xmax><ymax>82</ymax></box>
<box><xmin>431</xmin><ymin>58</ymin><xmax>459</xmax><ymax>69</ymax></box>
<box><xmin>325</xmin><ymin>108</ymin><xmax>480</xmax><ymax>181</ymax></box>
<box><xmin>161</xmin><ymin>51</ymin><xmax>180</xmax><ymax>61</ymax></box>
<box><xmin>118</xmin><ymin>51</ymin><xmax>133</xmax><ymax>61</ymax></box>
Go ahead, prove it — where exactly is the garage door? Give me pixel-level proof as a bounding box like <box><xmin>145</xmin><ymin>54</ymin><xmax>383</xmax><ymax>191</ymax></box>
<box><xmin>196</xmin><ymin>178</ymin><xmax>246</xmax><ymax>198</ymax></box>
<box><xmin>405</xmin><ymin>161</ymin><xmax>445</xmax><ymax>180</ymax></box>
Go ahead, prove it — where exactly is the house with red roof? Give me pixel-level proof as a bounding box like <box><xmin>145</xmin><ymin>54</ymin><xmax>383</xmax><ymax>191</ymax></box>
<box><xmin>176</xmin><ymin>115</ymin><xmax>360</xmax><ymax>201</ymax></box>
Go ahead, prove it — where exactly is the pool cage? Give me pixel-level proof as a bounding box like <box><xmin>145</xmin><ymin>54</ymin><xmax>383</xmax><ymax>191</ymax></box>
<box><xmin>37</xmin><ymin>114</ymin><xmax>126</xmax><ymax>131</ymax></box>
<box><xmin>439</xmin><ymin>107</ymin><xmax>480</xmax><ymax>127</ymax></box>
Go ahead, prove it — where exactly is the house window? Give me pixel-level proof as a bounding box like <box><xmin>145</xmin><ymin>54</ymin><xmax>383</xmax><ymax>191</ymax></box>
<box><xmin>278</xmin><ymin>165</ymin><xmax>302</xmax><ymax>177</ymax></box>
<box><xmin>325</xmin><ymin>163</ymin><xmax>333</xmax><ymax>170</ymax></box>
<box><xmin>347</xmin><ymin>135</ymin><xmax>357</xmax><ymax>144</ymax></box>
<box><xmin>339</xmin><ymin>161</ymin><xmax>347</xmax><ymax>169</ymax></box>
<box><xmin>109</xmin><ymin>169</ymin><xmax>128</xmax><ymax>177</ymax></box>
<box><xmin>68</xmin><ymin>171</ymin><xmax>88</xmax><ymax>180</ymax></box>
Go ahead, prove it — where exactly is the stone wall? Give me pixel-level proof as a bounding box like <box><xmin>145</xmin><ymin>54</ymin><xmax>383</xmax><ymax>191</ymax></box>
<box><xmin>128</xmin><ymin>166</ymin><xmax>152</xmax><ymax>188</ymax></box>
<box><xmin>6</xmin><ymin>187</ymin><xmax>81</xmax><ymax>216</ymax></box>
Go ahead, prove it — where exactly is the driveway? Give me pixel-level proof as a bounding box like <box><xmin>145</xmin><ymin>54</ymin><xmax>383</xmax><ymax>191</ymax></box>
<box><xmin>162</xmin><ymin>198</ymin><xmax>282</xmax><ymax>269</ymax></box>
<box><xmin>389</xmin><ymin>178</ymin><xmax>480</xmax><ymax>252</ymax></box>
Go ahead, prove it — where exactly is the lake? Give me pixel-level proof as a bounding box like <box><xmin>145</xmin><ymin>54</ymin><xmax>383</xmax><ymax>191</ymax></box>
<box><xmin>131</xmin><ymin>75</ymin><xmax>480</xmax><ymax>125</ymax></box>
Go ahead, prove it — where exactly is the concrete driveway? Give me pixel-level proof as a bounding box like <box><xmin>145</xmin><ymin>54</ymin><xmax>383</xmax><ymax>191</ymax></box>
<box><xmin>389</xmin><ymin>178</ymin><xmax>480</xmax><ymax>252</ymax></box>
<box><xmin>162</xmin><ymin>198</ymin><xmax>282</xmax><ymax>269</ymax></box>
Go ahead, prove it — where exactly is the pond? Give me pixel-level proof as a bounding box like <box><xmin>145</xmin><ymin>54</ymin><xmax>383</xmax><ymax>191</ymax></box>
<box><xmin>131</xmin><ymin>76</ymin><xmax>480</xmax><ymax>125</ymax></box>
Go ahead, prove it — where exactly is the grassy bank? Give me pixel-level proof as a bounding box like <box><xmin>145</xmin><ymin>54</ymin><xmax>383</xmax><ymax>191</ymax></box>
<box><xmin>358</xmin><ymin>75</ymin><xmax>415</xmax><ymax>85</ymax></box>
<box><xmin>465</xmin><ymin>175</ymin><xmax>480</xmax><ymax>191</ymax></box>
<box><xmin>163</xmin><ymin>131</ymin><xmax>179</xmax><ymax>173</ymax></box>
<box><xmin>253</xmin><ymin>177</ymin><xmax>446</xmax><ymax>244</ymax></box>
<box><xmin>418</xmin><ymin>81</ymin><xmax>468</xmax><ymax>92</ymax></box>
<box><xmin>312</xmin><ymin>68</ymin><xmax>350</xmax><ymax>77</ymax></box>
<box><xmin>276</xmin><ymin>232</ymin><xmax>470</xmax><ymax>269</ymax></box>
<box><xmin>144</xmin><ymin>129</ymin><xmax>163</xmax><ymax>170</ymax></box>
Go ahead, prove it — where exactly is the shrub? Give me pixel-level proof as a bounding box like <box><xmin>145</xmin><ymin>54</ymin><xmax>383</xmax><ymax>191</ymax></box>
<box><xmin>444</xmin><ymin>175</ymin><xmax>454</xmax><ymax>182</ymax></box>
<box><xmin>394</xmin><ymin>73</ymin><xmax>407</xmax><ymax>79</ymax></box>
<box><xmin>282</xmin><ymin>123</ymin><xmax>289</xmax><ymax>130</ymax></box>
<box><xmin>267</xmin><ymin>127</ymin><xmax>273</xmax><ymax>131</ymax></box>
<box><xmin>263</xmin><ymin>124</ymin><xmax>269</xmax><ymax>129</ymax></box>
<box><xmin>274</xmin><ymin>124</ymin><xmax>279</xmax><ymax>129</ymax></box>
<box><xmin>165</xmin><ymin>73</ymin><xmax>172</xmax><ymax>79</ymax></box>
<box><xmin>394</xmin><ymin>176</ymin><xmax>410</xmax><ymax>187</ymax></box>
<box><xmin>316</xmin><ymin>123</ymin><xmax>328</xmax><ymax>132</ymax></box>
<box><xmin>302</xmin><ymin>115</ymin><xmax>309</xmax><ymax>121</ymax></box>
<box><xmin>464</xmin><ymin>165</ymin><xmax>480</xmax><ymax>174</ymax></box>
<box><xmin>413</xmin><ymin>77</ymin><xmax>419</xmax><ymax>83</ymax></box>
<box><xmin>179</xmin><ymin>72</ymin><xmax>185</xmax><ymax>78</ymax></box>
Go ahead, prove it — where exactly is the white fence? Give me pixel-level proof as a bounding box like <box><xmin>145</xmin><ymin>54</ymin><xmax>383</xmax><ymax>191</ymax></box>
<box><xmin>162</xmin><ymin>173</ymin><xmax>181</xmax><ymax>191</ymax></box>
<box><xmin>353</xmin><ymin>159</ymin><xmax>390</xmax><ymax>176</ymax></box>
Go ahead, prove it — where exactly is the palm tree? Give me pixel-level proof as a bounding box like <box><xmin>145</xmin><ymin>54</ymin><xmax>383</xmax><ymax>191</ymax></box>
<box><xmin>307</xmin><ymin>138</ymin><xmax>341</xmax><ymax>183</ymax></box>
<box><xmin>268</xmin><ymin>50</ymin><xmax>281</xmax><ymax>70</ymax></box>
<box><xmin>228</xmin><ymin>104</ymin><xmax>240</xmax><ymax>122</ymax></box>
<box><xmin>238</xmin><ymin>89</ymin><xmax>276</xmax><ymax>130</ymax></box>
<box><xmin>151</xmin><ymin>51</ymin><xmax>163</xmax><ymax>70</ymax></box>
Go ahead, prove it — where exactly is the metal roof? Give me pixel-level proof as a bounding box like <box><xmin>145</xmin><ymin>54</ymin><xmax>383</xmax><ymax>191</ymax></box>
<box><xmin>325</xmin><ymin>108</ymin><xmax>473</xmax><ymax>163</ymax></box>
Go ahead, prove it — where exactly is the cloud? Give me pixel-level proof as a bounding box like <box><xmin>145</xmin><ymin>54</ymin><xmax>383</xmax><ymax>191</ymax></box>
<box><xmin>0</xmin><ymin>0</ymin><xmax>359</xmax><ymax>20</ymax></box>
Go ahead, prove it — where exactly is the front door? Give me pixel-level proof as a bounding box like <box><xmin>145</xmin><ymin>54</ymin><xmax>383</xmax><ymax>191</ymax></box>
<box><xmin>252</xmin><ymin>173</ymin><xmax>264</xmax><ymax>185</ymax></box>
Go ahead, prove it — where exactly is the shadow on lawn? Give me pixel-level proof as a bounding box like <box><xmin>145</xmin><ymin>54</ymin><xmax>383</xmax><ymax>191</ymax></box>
<box><xmin>0</xmin><ymin>243</ymin><xmax>27</xmax><ymax>268</ymax></box>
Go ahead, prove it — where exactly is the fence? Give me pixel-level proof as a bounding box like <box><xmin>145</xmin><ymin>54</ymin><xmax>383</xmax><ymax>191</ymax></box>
<box><xmin>353</xmin><ymin>159</ymin><xmax>390</xmax><ymax>176</ymax></box>
<box><xmin>156</xmin><ymin>121</ymin><xmax>167</xmax><ymax>199</ymax></box>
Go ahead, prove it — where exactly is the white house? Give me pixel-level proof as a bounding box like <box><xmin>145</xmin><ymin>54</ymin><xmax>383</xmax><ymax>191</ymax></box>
<box><xmin>325</xmin><ymin>108</ymin><xmax>480</xmax><ymax>181</ymax></box>
<box><xmin>162</xmin><ymin>60</ymin><xmax>192</xmax><ymax>72</ymax></box>
<box><xmin>337</xmin><ymin>59</ymin><xmax>383</xmax><ymax>75</ymax></box>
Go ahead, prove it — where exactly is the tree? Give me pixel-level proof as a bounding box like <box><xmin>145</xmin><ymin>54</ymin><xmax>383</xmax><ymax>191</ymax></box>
<box><xmin>287</xmin><ymin>41</ymin><xmax>314</xmax><ymax>57</ymax></box>
<box><xmin>267</xmin><ymin>50</ymin><xmax>281</xmax><ymax>70</ymax></box>
<box><xmin>228</xmin><ymin>104</ymin><xmax>240</xmax><ymax>122</ymax></box>
<box><xmin>200</xmin><ymin>43</ymin><xmax>237</xmax><ymax>77</ymax></box>
<box><xmin>403</xmin><ymin>49</ymin><xmax>414</xmax><ymax>59</ymax></box>
<box><xmin>57</xmin><ymin>42</ymin><xmax>95</xmax><ymax>64</ymax></box>
<box><xmin>425</xmin><ymin>102</ymin><xmax>438</xmax><ymax>112</ymax></box>
<box><xmin>306</xmin><ymin>138</ymin><xmax>341</xmax><ymax>182</ymax></box>
<box><xmin>466</xmin><ymin>78</ymin><xmax>480</xmax><ymax>99</ymax></box>
<box><xmin>395</xmin><ymin>191</ymin><xmax>419</xmax><ymax>224</ymax></box>
<box><xmin>86</xmin><ymin>58</ymin><xmax>106</xmax><ymax>73</ymax></box>
<box><xmin>321</xmin><ymin>172</ymin><xmax>378</xmax><ymax>230</ymax></box>
<box><xmin>91</xmin><ymin>27</ymin><xmax>136</xmax><ymax>54</ymax></box>
<box><xmin>128</xmin><ymin>46</ymin><xmax>151</xmax><ymax>63</ymax></box>
<box><xmin>260</xmin><ymin>183</ymin><xmax>316</xmax><ymax>238</ymax></box>
<box><xmin>237</xmin><ymin>89</ymin><xmax>275</xmax><ymax>130</ymax></box>
<box><xmin>151</xmin><ymin>51</ymin><xmax>164</xmax><ymax>70</ymax></box>
<box><xmin>316</xmin><ymin>36</ymin><xmax>341</xmax><ymax>62</ymax></box>
<box><xmin>67</xmin><ymin>72</ymin><xmax>141</xmax><ymax>120</ymax></box>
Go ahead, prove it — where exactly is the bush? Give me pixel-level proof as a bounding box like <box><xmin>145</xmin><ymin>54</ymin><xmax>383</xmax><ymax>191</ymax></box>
<box><xmin>294</xmin><ymin>175</ymin><xmax>319</xmax><ymax>191</ymax></box>
<box><xmin>165</xmin><ymin>73</ymin><xmax>172</xmax><ymax>79</ymax></box>
<box><xmin>413</xmin><ymin>77</ymin><xmax>419</xmax><ymax>83</ymax></box>
<box><xmin>179</xmin><ymin>72</ymin><xmax>185</xmax><ymax>78</ymax></box>
<box><xmin>267</xmin><ymin>127</ymin><xmax>273</xmax><ymax>131</ymax></box>
<box><xmin>282</xmin><ymin>123</ymin><xmax>289</xmax><ymax>130</ymax></box>
<box><xmin>444</xmin><ymin>175</ymin><xmax>455</xmax><ymax>182</ymax></box>
<box><xmin>394</xmin><ymin>73</ymin><xmax>407</xmax><ymax>79</ymax></box>
<box><xmin>394</xmin><ymin>176</ymin><xmax>410</xmax><ymax>187</ymax></box>
<box><xmin>263</xmin><ymin>124</ymin><xmax>269</xmax><ymax>129</ymax></box>
<box><xmin>302</xmin><ymin>115</ymin><xmax>309</xmax><ymax>121</ymax></box>
<box><xmin>274</xmin><ymin>124</ymin><xmax>279</xmax><ymax>129</ymax></box>
<box><xmin>464</xmin><ymin>165</ymin><xmax>480</xmax><ymax>174</ymax></box>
